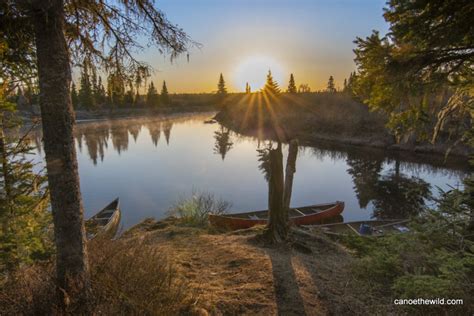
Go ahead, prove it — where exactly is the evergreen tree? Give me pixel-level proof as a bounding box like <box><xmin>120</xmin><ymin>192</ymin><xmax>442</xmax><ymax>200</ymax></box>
<box><xmin>263</xmin><ymin>70</ymin><xmax>280</xmax><ymax>95</ymax></box>
<box><xmin>71</xmin><ymin>82</ymin><xmax>79</xmax><ymax>109</ymax></box>
<box><xmin>146</xmin><ymin>81</ymin><xmax>159</xmax><ymax>107</ymax></box>
<box><xmin>217</xmin><ymin>73</ymin><xmax>227</xmax><ymax>94</ymax></box>
<box><xmin>124</xmin><ymin>85</ymin><xmax>134</xmax><ymax>106</ymax></box>
<box><xmin>134</xmin><ymin>90</ymin><xmax>141</xmax><ymax>107</ymax></box>
<box><xmin>326</xmin><ymin>75</ymin><xmax>336</xmax><ymax>93</ymax></box>
<box><xmin>96</xmin><ymin>76</ymin><xmax>106</xmax><ymax>105</ymax></box>
<box><xmin>107</xmin><ymin>73</ymin><xmax>125</xmax><ymax>107</ymax></box>
<box><xmin>0</xmin><ymin>85</ymin><xmax>52</xmax><ymax>271</ymax></box>
<box><xmin>287</xmin><ymin>73</ymin><xmax>297</xmax><ymax>93</ymax></box>
<box><xmin>161</xmin><ymin>81</ymin><xmax>170</xmax><ymax>105</ymax></box>
<box><xmin>343</xmin><ymin>72</ymin><xmax>356</xmax><ymax>95</ymax></box>
<box><xmin>79</xmin><ymin>62</ymin><xmax>95</xmax><ymax>109</ymax></box>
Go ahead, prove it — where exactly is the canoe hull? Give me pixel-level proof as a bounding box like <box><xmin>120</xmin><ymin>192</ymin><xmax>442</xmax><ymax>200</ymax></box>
<box><xmin>317</xmin><ymin>219</ymin><xmax>409</xmax><ymax>237</ymax></box>
<box><xmin>209</xmin><ymin>201</ymin><xmax>344</xmax><ymax>230</ymax></box>
<box><xmin>86</xmin><ymin>198</ymin><xmax>121</xmax><ymax>240</ymax></box>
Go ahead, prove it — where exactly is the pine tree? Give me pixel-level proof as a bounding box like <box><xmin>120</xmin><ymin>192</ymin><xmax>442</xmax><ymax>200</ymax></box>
<box><xmin>161</xmin><ymin>81</ymin><xmax>170</xmax><ymax>105</ymax></box>
<box><xmin>71</xmin><ymin>82</ymin><xmax>79</xmax><ymax>109</ymax></box>
<box><xmin>287</xmin><ymin>73</ymin><xmax>297</xmax><ymax>93</ymax></box>
<box><xmin>217</xmin><ymin>73</ymin><xmax>227</xmax><ymax>94</ymax></box>
<box><xmin>146</xmin><ymin>82</ymin><xmax>159</xmax><ymax>107</ymax></box>
<box><xmin>78</xmin><ymin>62</ymin><xmax>94</xmax><ymax>109</ymax></box>
<box><xmin>326</xmin><ymin>75</ymin><xmax>336</xmax><ymax>93</ymax></box>
<box><xmin>263</xmin><ymin>70</ymin><xmax>280</xmax><ymax>95</ymax></box>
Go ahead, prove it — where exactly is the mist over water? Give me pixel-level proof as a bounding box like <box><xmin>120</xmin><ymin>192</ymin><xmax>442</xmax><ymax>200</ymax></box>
<box><xmin>30</xmin><ymin>112</ymin><xmax>468</xmax><ymax>229</ymax></box>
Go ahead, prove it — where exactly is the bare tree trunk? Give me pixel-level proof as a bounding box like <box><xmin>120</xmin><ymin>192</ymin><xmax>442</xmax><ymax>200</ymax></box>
<box><xmin>31</xmin><ymin>0</ymin><xmax>89</xmax><ymax>304</ymax></box>
<box><xmin>266</xmin><ymin>142</ymin><xmax>287</xmax><ymax>242</ymax></box>
<box><xmin>283</xmin><ymin>139</ymin><xmax>298</xmax><ymax>211</ymax></box>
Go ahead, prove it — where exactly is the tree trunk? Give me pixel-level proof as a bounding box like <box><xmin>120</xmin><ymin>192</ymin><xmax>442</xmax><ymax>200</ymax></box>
<box><xmin>32</xmin><ymin>0</ymin><xmax>89</xmax><ymax>304</ymax></box>
<box><xmin>283</xmin><ymin>139</ymin><xmax>298</xmax><ymax>211</ymax></box>
<box><xmin>266</xmin><ymin>142</ymin><xmax>287</xmax><ymax>242</ymax></box>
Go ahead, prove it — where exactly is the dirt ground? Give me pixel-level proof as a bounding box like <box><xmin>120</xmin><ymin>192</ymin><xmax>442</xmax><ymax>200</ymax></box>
<box><xmin>125</xmin><ymin>219</ymin><xmax>367</xmax><ymax>316</ymax></box>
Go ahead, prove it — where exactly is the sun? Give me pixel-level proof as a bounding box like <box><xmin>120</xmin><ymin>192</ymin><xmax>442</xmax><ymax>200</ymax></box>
<box><xmin>233</xmin><ymin>55</ymin><xmax>285</xmax><ymax>92</ymax></box>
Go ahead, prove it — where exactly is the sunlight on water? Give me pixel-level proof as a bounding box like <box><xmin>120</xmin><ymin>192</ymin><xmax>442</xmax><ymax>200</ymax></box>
<box><xmin>30</xmin><ymin>112</ymin><xmax>467</xmax><ymax>229</ymax></box>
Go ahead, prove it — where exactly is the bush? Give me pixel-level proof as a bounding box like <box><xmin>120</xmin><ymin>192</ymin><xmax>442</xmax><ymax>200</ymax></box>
<box><xmin>343</xmin><ymin>208</ymin><xmax>474</xmax><ymax>314</ymax></box>
<box><xmin>0</xmin><ymin>239</ymin><xmax>195</xmax><ymax>315</ymax></box>
<box><xmin>168</xmin><ymin>191</ymin><xmax>231</xmax><ymax>227</ymax></box>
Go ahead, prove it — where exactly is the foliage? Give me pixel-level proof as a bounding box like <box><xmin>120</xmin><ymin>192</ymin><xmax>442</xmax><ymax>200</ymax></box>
<box><xmin>78</xmin><ymin>61</ymin><xmax>95</xmax><ymax>109</ymax></box>
<box><xmin>0</xmin><ymin>84</ymin><xmax>52</xmax><ymax>272</ymax></box>
<box><xmin>342</xmin><ymin>182</ymin><xmax>474</xmax><ymax>314</ymax></box>
<box><xmin>352</xmin><ymin>0</ymin><xmax>473</xmax><ymax>143</ymax></box>
<box><xmin>287</xmin><ymin>74</ymin><xmax>297</xmax><ymax>93</ymax></box>
<box><xmin>245</xmin><ymin>82</ymin><xmax>251</xmax><ymax>94</ymax></box>
<box><xmin>70</xmin><ymin>82</ymin><xmax>79</xmax><ymax>109</ymax></box>
<box><xmin>298</xmin><ymin>84</ymin><xmax>311</xmax><ymax>93</ymax></box>
<box><xmin>146</xmin><ymin>81</ymin><xmax>159</xmax><ymax>107</ymax></box>
<box><xmin>0</xmin><ymin>239</ymin><xmax>195</xmax><ymax>315</ymax></box>
<box><xmin>168</xmin><ymin>191</ymin><xmax>231</xmax><ymax>227</ymax></box>
<box><xmin>263</xmin><ymin>70</ymin><xmax>280</xmax><ymax>95</ymax></box>
<box><xmin>326</xmin><ymin>76</ymin><xmax>336</xmax><ymax>93</ymax></box>
<box><xmin>217</xmin><ymin>73</ymin><xmax>227</xmax><ymax>95</ymax></box>
<box><xmin>161</xmin><ymin>81</ymin><xmax>170</xmax><ymax>105</ymax></box>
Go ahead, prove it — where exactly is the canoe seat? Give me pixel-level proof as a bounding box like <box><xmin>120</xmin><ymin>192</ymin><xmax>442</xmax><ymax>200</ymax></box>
<box><xmin>293</xmin><ymin>208</ymin><xmax>305</xmax><ymax>216</ymax></box>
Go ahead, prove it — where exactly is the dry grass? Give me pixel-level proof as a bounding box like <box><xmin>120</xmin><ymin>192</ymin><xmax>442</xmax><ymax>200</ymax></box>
<box><xmin>0</xmin><ymin>238</ymin><xmax>196</xmax><ymax>315</ymax></box>
<box><xmin>128</xmin><ymin>219</ymin><xmax>376</xmax><ymax>315</ymax></box>
<box><xmin>215</xmin><ymin>92</ymin><xmax>389</xmax><ymax>142</ymax></box>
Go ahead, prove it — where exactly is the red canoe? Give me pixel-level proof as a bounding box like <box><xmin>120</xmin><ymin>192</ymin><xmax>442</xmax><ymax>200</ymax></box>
<box><xmin>209</xmin><ymin>201</ymin><xmax>344</xmax><ymax>230</ymax></box>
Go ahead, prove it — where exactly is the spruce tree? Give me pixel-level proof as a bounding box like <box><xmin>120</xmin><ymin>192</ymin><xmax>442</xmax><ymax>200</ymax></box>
<box><xmin>217</xmin><ymin>73</ymin><xmax>227</xmax><ymax>94</ymax></box>
<box><xmin>78</xmin><ymin>62</ymin><xmax>94</xmax><ymax>109</ymax></box>
<box><xmin>161</xmin><ymin>81</ymin><xmax>170</xmax><ymax>105</ymax></box>
<box><xmin>71</xmin><ymin>82</ymin><xmax>79</xmax><ymax>109</ymax></box>
<box><xmin>0</xmin><ymin>86</ymin><xmax>52</xmax><ymax>270</ymax></box>
<box><xmin>146</xmin><ymin>81</ymin><xmax>159</xmax><ymax>107</ymax></box>
<box><xmin>263</xmin><ymin>70</ymin><xmax>280</xmax><ymax>95</ymax></box>
<box><xmin>326</xmin><ymin>75</ymin><xmax>336</xmax><ymax>93</ymax></box>
<box><xmin>107</xmin><ymin>73</ymin><xmax>125</xmax><ymax>107</ymax></box>
<box><xmin>287</xmin><ymin>73</ymin><xmax>297</xmax><ymax>93</ymax></box>
<box><xmin>96</xmin><ymin>76</ymin><xmax>106</xmax><ymax>105</ymax></box>
<box><xmin>124</xmin><ymin>84</ymin><xmax>134</xmax><ymax>106</ymax></box>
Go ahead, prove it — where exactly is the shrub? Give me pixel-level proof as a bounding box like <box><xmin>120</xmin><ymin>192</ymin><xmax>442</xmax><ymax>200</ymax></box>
<box><xmin>0</xmin><ymin>239</ymin><xmax>195</xmax><ymax>315</ymax></box>
<box><xmin>168</xmin><ymin>191</ymin><xmax>231</xmax><ymax>227</ymax></box>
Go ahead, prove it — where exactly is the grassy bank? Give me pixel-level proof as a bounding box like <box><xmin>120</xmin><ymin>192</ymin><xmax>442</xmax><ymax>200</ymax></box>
<box><xmin>215</xmin><ymin>92</ymin><xmax>472</xmax><ymax>157</ymax></box>
<box><xmin>2</xmin><ymin>214</ymin><xmax>472</xmax><ymax>315</ymax></box>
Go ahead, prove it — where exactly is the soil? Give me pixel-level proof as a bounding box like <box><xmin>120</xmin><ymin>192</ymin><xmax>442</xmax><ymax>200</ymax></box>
<box><xmin>124</xmin><ymin>218</ymin><xmax>369</xmax><ymax>315</ymax></box>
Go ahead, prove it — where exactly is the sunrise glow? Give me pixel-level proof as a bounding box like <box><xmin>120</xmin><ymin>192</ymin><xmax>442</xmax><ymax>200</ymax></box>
<box><xmin>233</xmin><ymin>55</ymin><xmax>285</xmax><ymax>92</ymax></box>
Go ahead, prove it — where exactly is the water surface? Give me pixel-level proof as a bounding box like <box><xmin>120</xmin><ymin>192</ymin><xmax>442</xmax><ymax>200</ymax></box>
<box><xmin>30</xmin><ymin>112</ymin><xmax>468</xmax><ymax>229</ymax></box>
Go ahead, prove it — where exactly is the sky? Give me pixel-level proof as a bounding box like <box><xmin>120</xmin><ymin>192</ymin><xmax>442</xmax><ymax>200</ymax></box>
<box><xmin>139</xmin><ymin>0</ymin><xmax>390</xmax><ymax>93</ymax></box>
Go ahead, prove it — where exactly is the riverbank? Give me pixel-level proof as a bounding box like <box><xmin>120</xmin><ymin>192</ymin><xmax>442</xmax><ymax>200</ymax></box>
<box><xmin>19</xmin><ymin>105</ymin><xmax>217</xmax><ymax>123</ymax></box>
<box><xmin>2</xmin><ymin>216</ymin><xmax>471</xmax><ymax>314</ymax></box>
<box><xmin>214</xmin><ymin>93</ymin><xmax>472</xmax><ymax>158</ymax></box>
<box><xmin>120</xmin><ymin>218</ymin><xmax>384</xmax><ymax>315</ymax></box>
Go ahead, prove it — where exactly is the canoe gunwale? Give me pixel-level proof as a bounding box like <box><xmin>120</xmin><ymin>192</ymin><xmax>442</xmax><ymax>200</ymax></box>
<box><xmin>86</xmin><ymin>197</ymin><xmax>121</xmax><ymax>240</ymax></box>
<box><xmin>209</xmin><ymin>201</ymin><xmax>344</xmax><ymax>230</ymax></box>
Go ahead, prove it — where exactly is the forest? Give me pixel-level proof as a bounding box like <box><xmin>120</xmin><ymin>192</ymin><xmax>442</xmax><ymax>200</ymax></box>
<box><xmin>1</xmin><ymin>0</ymin><xmax>473</xmax><ymax>315</ymax></box>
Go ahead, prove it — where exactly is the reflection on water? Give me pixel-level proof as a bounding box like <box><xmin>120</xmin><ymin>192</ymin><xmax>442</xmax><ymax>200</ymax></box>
<box><xmin>29</xmin><ymin>112</ymin><xmax>468</xmax><ymax>228</ymax></box>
